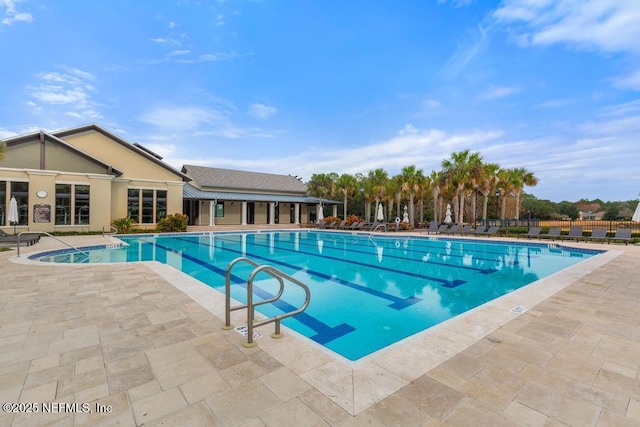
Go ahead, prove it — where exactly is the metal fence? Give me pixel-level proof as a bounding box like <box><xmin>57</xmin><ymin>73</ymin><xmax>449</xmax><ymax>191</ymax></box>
<box><xmin>482</xmin><ymin>219</ymin><xmax>640</xmax><ymax>234</ymax></box>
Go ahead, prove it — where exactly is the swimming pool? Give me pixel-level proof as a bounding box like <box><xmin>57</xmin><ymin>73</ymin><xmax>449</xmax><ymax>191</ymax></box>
<box><xmin>33</xmin><ymin>231</ymin><xmax>603</xmax><ymax>360</ymax></box>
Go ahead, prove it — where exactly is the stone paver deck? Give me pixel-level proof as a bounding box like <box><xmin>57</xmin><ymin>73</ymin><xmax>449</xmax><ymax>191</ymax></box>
<box><xmin>1</xmin><ymin>230</ymin><xmax>639</xmax><ymax>426</ymax></box>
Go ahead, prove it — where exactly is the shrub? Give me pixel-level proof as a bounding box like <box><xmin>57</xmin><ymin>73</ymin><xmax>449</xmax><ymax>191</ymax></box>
<box><xmin>345</xmin><ymin>214</ymin><xmax>361</xmax><ymax>225</ymax></box>
<box><xmin>323</xmin><ymin>216</ymin><xmax>341</xmax><ymax>224</ymax></box>
<box><xmin>112</xmin><ymin>216</ymin><xmax>134</xmax><ymax>234</ymax></box>
<box><xmin>156</xmin><ymin>213</ymin><xmax>188</xmax><ymax>232</ymax></box>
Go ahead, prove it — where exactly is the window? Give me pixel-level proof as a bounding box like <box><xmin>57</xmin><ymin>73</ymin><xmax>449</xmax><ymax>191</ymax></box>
<box><xmin>128</xmin><ymin>188</ymin><xmax>168</xmax><ymax>224</ymax></box>
<box><xmin>128</xmin><ymin>189</ymin><xmax>139</xmax><ymax>222</ymax></box>
<box><xmin>156</xmin><ymin>190</ymin><xmax>167</xmax><ymax>221</ymax></box>
<box><xmin>55</xmin><ymin>184</ymin><xmax>71</xmax><ymax>225</ymax></box>
<box><xmin>215</xmin><ymin>202</ymin><xmax>224</xmax><ymax>217</ymax></box>
<box><xmin>10</xmin><ymin>181</ymin><xmax>29</xmax><ymax>225</ymax></box>
<box><xmin>75</xmin><ymin>185</ymin><xmax>90</xmax><ymax>225</ymax></box>
<box><xmin>0</xmin><ymin>181</ymin><xmax>5</xmax><ymax>226</ymax></box>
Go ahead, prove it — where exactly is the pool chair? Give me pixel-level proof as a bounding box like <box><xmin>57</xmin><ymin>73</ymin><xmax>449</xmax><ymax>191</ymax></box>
<box><xmin>0</xmin><ymin>230</ymin><xmax>40</xmax><ymax>246</ymax></box>
<box><xmin>453</xmin><ymin>224</ymin><xmax>473</xmax><ymax>235</ymax></box>
<box><xmin>538</xmin><ymin>227</ymin><xmax>562</xmax><ymax>241</ymax></box>
<box><xmin>477</xmin><ymin>225</ymin><xmax>500</xmax><ymax>237</ymax></box>
<box><xmin>584</xmin><ymin>228</ymin><xmax>607</xmax><ymax>243</ymax></box>
<box><xmin>469</xmin><ymin>226</ymin><xmax>487</xmax><ymax>236</ymax></box>
<box><xmin>562</xmin><ymin>226</ymin><xmax>584</xmax><ymax>241</ymax></box>
<box><xmin>445</xmin><ymin>224</ymin><xmax>460</xmax><ymax>234</ymax></box>
<box><xmin>435</xmin><ymin>224</ymin><xmax>450</xmax><ymax>234</ymax></box>
<box><xmin>519</xmin><ymin>226</ymin><xmax>541</xmax><ymax>239</ymax></box>
<box><xmin>420</xmin><ymin>221</ymin><xmax>440</xmax><ymax>234</ymax></box>
<box><xmin>329</xmin><ymin>220</ymin><xmax>346</xmax><ymax>230</ymax></box>
<box><xmin>317</xmin><ymin>220</ymin><xmax>328</xmax><ymax>229</ymax></box>
<box><xmin>608</xmin><ymin>229</ymin><xmax>633</xmax><ymax>245</ymax></box>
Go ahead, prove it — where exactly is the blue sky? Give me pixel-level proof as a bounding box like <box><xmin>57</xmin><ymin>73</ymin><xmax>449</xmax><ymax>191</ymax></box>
<box><xmin>1</xmin><ymin>0</ymin><xmax>639</xmax><ymax>202</ymax></box>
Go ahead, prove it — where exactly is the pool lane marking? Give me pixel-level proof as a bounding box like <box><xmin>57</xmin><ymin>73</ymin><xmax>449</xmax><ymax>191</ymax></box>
<box><xmin>147</xmin><ymin>241</ymin><xmax>356</xmax><ymax>345</ymax></box>
<box><xmin>209</xmin><ymin>234</ymin><xmax>473</xmax><ymax>286</ymax></box>
<box><xmin>171</xmin><ymin>236</ymin><xmax>430</xmax><ymax>306</ymax></box>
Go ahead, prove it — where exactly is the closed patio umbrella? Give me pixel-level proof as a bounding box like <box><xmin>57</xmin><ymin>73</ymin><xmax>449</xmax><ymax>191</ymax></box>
<box><xmin>317</xmin><ymin>203</ymin><xmax>324</xmax><ymax>222</ymax></box>
<box><xmin>633</xmin><ymin>201</ymin><xmax>640</xmax><ymax>222</ymax></box>
<box><xmin>9</xmin><ymin>196</ymin><xmax>19</xmax><ymax>235</ymax></box>
<box><xmin>377</xmin><ymin>203</ymin><xmax>384</xmax><ymax>222</ymax></box>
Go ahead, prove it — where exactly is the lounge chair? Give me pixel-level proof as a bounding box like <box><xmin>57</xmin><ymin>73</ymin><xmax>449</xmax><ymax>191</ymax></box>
<box><xmin>328</xmin><ymin>220</ymin><xmax>345</xmax><ymax>229</ymax></box>
<box><xmin>539</xmin><ymin>227</ymin><xmax>561</xmax><ymax>241</ymax></box>
<box><xmin>445</xmin><ymin>224</ymin><xmax>460</xmax><ymax>234</ymax></box>
<box><xmin>477</xmin><ymin>225</ymin><xmax>500</xmax><ymax>237</ymax></box>
<box><xmin>519</xmin><ymin>227</ymin><xmax>541</xmax><ymax>239</ymax></box>
<box><xmin>0</xmin><ymin>229</ymin><xmax>40</xmax><ymax>246</ymax></box>
<box><xmin>435</xmin><ymin>224</ymin><xmax>450</xmax><ymax>234</ymax></box>
<box><xmin>608</xmin><ymin>229</ymin><xmax>633</xmax><ymax>245</ymax></box>
<box><xmin>469</xmin><ymin>226</ymin><xmax>487</xmax><ymax>236</ymax></box>
<box><xmin>562</xmin><ymin>226</ymin><xmax>584</xmax><ymax>241</ymax></box>
<box><xmin>584</xmin><ymin>228</ymin><xmax>607</xmax><ymax>243</ymax></box>
<box><xmin>420</xmin><ymin>221</ymin><xmax>439</xmax><ymax>234</ymax></box>
<box><xmin>452</xmin><ymin>224</ymin><xmax>473</xmax><ymax>235</ymax></box>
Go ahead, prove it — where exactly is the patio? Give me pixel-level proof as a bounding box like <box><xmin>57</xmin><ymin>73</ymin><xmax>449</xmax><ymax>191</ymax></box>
<box><xmin>1</xmin><ymin>232</ymin><xmax>639</xmax><ymax>426</ymax></box>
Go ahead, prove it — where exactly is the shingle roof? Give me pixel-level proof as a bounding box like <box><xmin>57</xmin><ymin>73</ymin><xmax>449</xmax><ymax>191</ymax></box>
<box><xmin>183</xmin><ymin>183</ymin><xmax>333</xmax><ymax>203</ymax></box>
<box><xmin>182</xmin><ymin>164</ymin><xmax>307</xmax><ymax>194</ymax></box>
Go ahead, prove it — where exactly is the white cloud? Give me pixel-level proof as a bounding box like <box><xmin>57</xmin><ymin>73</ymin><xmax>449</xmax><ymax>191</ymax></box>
<box><xmin>440</xmin><ymin>24</ymin><xmax>488</xmax><ymax>78</ymax></box>
<box><xmin>534</xmin><ymin>98</ymin><xmax>573</xmax><ymax>109</ymax></box>
<box><xmin>1</xmin><ymin>0</ymin><xmax>32</xmax><ymax>25</ymax></box>
<box><xmin>480</xmin><ymin>85</ymin><xmax>519</xmax><ymax>99</ymax></box>
<box><xmin>169</xmin><ymin>49</ymin><xmax>191</xmax><ymax>56</ymax></box>
<box><xmin>248</xmin><ymin>103</ymin><xmax>277</xmax><ymax>119</ymax></box>
<box><xmin>26</xmin><ymin>68</ymin><xmax>103</xmax><ymax>120</ymax></box>
<box><xmin>493</xmin><ymin>0</ymin><xmax>640</xmax><ymax>54</ymax></box>
<box><xmin>612</xmin><ymin>68</ymin><xmax>640</xmax><ymax>91</ymax></box>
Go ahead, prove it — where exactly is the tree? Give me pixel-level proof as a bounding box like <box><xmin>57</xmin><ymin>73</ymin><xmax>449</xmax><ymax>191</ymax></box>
<box><xmin>478</xmin><ymin>163</ymin><xmax>500</xmax><ymax>222</ymax></box>
<box><xmin>441</xmin><ymin>150</ymin><xmax>481</xmax><ymax>224</ymax></box>
<box><xmin>429</xmin><ymin>170</ymin><xmax>442</xmax><ymax>223</ymax></box>
<box><xmin>508</xmin><ymin>167</ymin><xmax>538</xmax><ymax>220</ymax></box>
<box><xmin>400</xmin><ymin>165</ymin><xmax>424</xmax><ymax>225</ymax></box>
<box><xmin>367</xmin><ymin>168</ymin><xmax>389</xmax><ymax>222</ymax></box>
<box><xmin>335</xmin><ymin>173</ymin><xmax>357</xmax><ymax>219</ymax></box>
<box><xmin>306</xmin><ymin>173</ymin><xmax>336</xmax><ymax>221</ymax></box>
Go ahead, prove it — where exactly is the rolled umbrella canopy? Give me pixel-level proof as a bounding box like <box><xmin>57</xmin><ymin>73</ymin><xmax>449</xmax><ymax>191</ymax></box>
<box><xmin>317</xmin><ymin>204</ymin><xmax>324</xmax><ymax>222</ymax></box>
<box><xmin>377</xmin><ymin>203</ymin><xmax>384</xmax><ymax>222</ymax></box>
<box><xmin>9</xmin><ymin>196</ymin><xmax>19</xmax><ymax>235</ymax></box>
<box><xmin>633</xmin><ymin>201</ymin><xmax>640</xmax><ymax>222</ymax></box>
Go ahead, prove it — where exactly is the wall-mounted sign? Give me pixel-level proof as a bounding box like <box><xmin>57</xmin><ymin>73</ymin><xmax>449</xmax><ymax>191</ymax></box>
<box><xmin>33</xmin><ymin>204</ymin><xmax>51</xmax><ymax>223</ymax></box>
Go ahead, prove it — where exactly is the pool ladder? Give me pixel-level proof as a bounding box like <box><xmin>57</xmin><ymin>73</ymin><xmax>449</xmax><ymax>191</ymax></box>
<box><xmin>222</xmin><ymin>257</ymin><xmax>311</xmax><ymax>348</ymax></box>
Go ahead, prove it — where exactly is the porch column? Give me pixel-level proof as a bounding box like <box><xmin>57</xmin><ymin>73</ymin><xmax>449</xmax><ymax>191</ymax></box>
<box><xmin>241</xmin><ymin>201</ymin><xmax>247</xmax><ymax>225</ymax></box>
<box><xmin>209</xmin><ymin>200</ymin><xmax>216</xmax><ymax>226</ymax></box>
<box><xmin>269</xmin><ymin>202</ymin><xmax>276</xmax><ymax>225</ymax></box>
<box><xmin>294</xmin><ymin>203</ymin><xmax>300</xmax><ymax>225</ymax></box>
<box><xmin>333</xmin><ymin>205</ymin><xmax>338</xmax><ymax>218</ymax></box>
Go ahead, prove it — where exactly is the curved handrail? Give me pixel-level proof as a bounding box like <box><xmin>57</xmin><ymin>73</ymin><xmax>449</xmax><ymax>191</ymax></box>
<box><xmin>17</xmin><ymin>231</ymin><xmax>91</xmax><ymax>261</ymax></box>
<box><xmin>102</xmin><ymin>225</ymin><xmax>118</xmax><ymax>236</ymax></box>
<box><xmin>222</xmin><ymin>256</ymin><xmax>311</xmax><ymax>347</ymax></box>
<box><xmin>245</xmin><ymin>265</ymin><xmax>311</xmax><ymax>347</ymax></box>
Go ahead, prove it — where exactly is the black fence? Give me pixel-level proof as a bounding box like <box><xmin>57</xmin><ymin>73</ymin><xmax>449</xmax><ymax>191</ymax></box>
<box><xmin>481</xmin><ymin>218</ymin><xmax>640</xmax><ymax>234</ymax></box>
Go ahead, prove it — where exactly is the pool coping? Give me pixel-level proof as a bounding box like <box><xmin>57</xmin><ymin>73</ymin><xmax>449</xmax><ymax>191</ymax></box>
<box><xmin>9</xmin><ymin>233</ymin><xmax>623</xmax><ymax>415</ymax></box>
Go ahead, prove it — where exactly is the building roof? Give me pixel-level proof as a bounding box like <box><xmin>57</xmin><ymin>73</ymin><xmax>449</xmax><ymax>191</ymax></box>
<box><xmin>2</xmin><ymin>131</ymin><xmax>124</xmax><ymax>176</ymax></box>
<box><xmin>52</xmin><ymin>123</ymin><xmax>191</xmax><ymax>181</ymax></box>
<box><xmin>183</xmin><ymin>183</ymin><xmax>335</xmax><ymax>203</ymax></box>
<box><xmin>182</xmin><ymin>164</ymin><xmax>307</xmax><ymax>194</ymax></box>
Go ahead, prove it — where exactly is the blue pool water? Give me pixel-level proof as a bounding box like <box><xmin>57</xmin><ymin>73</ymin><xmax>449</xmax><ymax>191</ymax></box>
<box><xmin>33</xmin><ymin>231</ymin><xmax>602</xmax><ymax>360</ymax></box>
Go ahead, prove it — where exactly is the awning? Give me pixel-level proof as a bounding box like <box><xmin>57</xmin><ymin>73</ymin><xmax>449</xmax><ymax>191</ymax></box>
<box><xmin>183</xmin><ymin>183</ymin><xmax>340</xmax><ymax>204</ymax></box>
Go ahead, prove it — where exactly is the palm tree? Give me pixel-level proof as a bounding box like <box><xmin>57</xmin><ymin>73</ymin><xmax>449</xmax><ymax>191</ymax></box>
<box><xmin>509</xmin><ymin>167</ymin><xmax>538</xmax><ymax>220</ymax></box>
<box><xmin>335</xmin><ymin>173</ymin><xmax>357</xmax><ymax>219</ymax></box>
<box><xmin>497</xmin><ymin>168</ymin><xmax>512</xmax><ymax>220</ymax></box>
<box><xmin>400</xmin><ymin>165</ymin><xmax>423</xmax><ymax>225</ymax></box>
<box><xmin>368</xmin><ymin>168</ymin><xmax>389</xmax><ymax>222</ymax></box>
<box><xmin>306</xmin><ymin>173</ymin><xmax>336</xmax><ymax>221</ymax></box>
<box><xmin>478</xmin><ymin>163</ymin><xmax>501</xmax><ymax>222</ymax></box>
<box><xmin>385</xmin><ymin>175</ymin><xmax>403</xmax><ymax>221</ymax></box>
<box><xmin>429</xmin><ymin>171</ymin><xmax>442</xmax><ymax>223</ymax></box>
<box><xmin>441</xmin><ymin>150</ymin><xmax>481</xmax><ymax>224</ymax></box>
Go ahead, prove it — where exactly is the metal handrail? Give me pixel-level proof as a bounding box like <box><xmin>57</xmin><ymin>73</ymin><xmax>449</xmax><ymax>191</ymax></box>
<box><xmin>223</xmin><ymin>256</ymin><xmax>311</xmax><ymax>348</ymax></box>
<box><xmin>102</xmin><ymin>225</ymin><xmax>118</xmax><ymax>236</ymax></box>
<box><xmin>17</xmin><ymin>231</ymin><xmax>91</xmax><ymax>260</ymax></box>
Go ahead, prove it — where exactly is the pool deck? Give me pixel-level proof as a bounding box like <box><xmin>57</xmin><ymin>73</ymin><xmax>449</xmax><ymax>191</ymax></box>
<box><xmin>1</xmin><ymin>228</ymin><xmax>639</xmax><ymax>426</ymax></box>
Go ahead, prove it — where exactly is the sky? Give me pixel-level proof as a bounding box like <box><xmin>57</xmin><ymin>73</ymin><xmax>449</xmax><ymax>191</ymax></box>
<box><xmin>1</xmin><ymin>0</ymin><xmax>640</xmax><ymax>202</ymax></box>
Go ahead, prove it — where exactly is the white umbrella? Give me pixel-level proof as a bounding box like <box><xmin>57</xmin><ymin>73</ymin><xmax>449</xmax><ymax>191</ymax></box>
<box><xmin>377</xmin><ymin>203</ymin><xmax>384</xmax><ymax>222</ymax></box>
<box><xmin>9</xmin><ymin>196</ymin><xmax>19</xmax><ymax>235</ymax></box>
<box><xmin>633</xmin><ymin>202</ymin><xmax>640</xmax><ymax>222</ymax></box>
<box><xmin>444</xmin><ymin>204</ymin><xmax>452</xmax><ymax>224</ymax></box>
<box><xmin>317</xmin><ymin>203</ymin><xmax>324</xmax><ymax>222</ymax></box>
